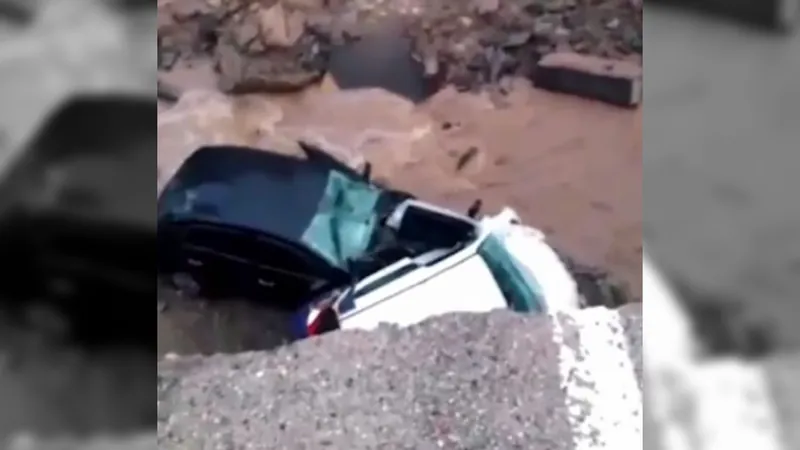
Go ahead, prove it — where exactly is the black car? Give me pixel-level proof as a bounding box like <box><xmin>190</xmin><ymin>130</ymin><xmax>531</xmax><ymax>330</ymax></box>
<box><xmin>157</xmin><ymin>144</ymin><xmax>433</xmax><ymax>310</ymax></box>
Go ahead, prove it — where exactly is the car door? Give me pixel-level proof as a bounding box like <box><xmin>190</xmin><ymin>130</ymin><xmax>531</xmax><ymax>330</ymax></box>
<box><xmin>246</xmin><ymin>236</ymin><xmax>335</xmax><ymax>310</ymax></box>
<box><xmin>337</xmin><ymin>248</ymin><xmax>508</xmax><ymax>330</ymax></box>
<box><xmin>179</xmin><ymin>225</ymin><xmax>256</xmax><ymax>298</ymax></box>
<box><xmin>176</xmin><ymin>223</ymin><xmax>343</xmax><ymax>309</ymax></box>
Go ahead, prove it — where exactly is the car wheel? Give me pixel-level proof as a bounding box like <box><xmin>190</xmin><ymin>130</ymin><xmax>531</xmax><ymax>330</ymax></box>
<box><xmin>171</xmin><ymin>272</ymin><xmax>201</xmax><ymax>299</ymax></box>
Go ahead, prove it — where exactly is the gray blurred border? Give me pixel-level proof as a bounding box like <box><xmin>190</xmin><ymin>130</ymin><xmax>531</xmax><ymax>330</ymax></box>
<box><xmin>644</xmin><ymin>4</ymin><xmax>800</xmax><ymax>330</ymax></box>
<box><xmin>0</xmin><ymin>0</ymin><xmax>155</xmax><ymax>439</ymax></box>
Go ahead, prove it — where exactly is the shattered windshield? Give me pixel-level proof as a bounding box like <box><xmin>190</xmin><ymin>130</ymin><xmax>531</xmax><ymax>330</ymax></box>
<box><xmin>302</xmin><ymin>170</ymin><xmax>383</xmax><ymax>270</ymax></box>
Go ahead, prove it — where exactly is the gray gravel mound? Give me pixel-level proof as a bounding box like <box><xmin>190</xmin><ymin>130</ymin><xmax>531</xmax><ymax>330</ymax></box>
<box><xmin>158</xmin><ymin>305</ymin><xmax>642</xmax><ymax>449</ymax></box>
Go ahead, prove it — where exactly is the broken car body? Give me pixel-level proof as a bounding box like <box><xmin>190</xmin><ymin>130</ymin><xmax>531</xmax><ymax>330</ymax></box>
<box><xmin>158</xmin><ymin>144</ymin><xmax>622</xmax><ymax>338</ymax></box>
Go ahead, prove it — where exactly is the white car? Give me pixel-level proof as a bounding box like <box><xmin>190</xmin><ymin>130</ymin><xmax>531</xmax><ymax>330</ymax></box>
<box><xmin>305</xmin><ymin>200</ymin><xmax>622</xmax><ymax>336</ymax></box>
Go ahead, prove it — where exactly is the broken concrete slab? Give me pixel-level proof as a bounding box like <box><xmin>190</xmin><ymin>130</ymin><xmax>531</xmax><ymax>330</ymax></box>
<box><xmin>533</xmin><ymin>52</ymin><xmax>642</xmax><ymax>107</ymax></box>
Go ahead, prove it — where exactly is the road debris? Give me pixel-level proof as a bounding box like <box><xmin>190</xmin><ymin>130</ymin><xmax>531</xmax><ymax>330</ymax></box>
<box><xmin>158</xmin><ymin>0</ymin><xmax>642</xmax><ymax>96</ymax></box>
<box><xmin>534</xmin><ymin>51</ymin><xmax>642</xmax><ymax>107</ymax></box>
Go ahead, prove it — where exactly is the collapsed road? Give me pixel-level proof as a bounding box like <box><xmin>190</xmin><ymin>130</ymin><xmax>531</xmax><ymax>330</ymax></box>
<box><xmin>155</xmin><ymin>0</ymin><xmax>643</xmax><ymax>447</ymax></box>
<box><xmin>159</xmin><ymin>305</ymin><xmax>643</xmax><ymax>449</ymax></box>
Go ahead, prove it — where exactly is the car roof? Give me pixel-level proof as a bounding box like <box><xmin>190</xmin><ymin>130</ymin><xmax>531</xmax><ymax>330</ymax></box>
<box><xmin>159</xmin><ymin>145</ymin><xmax>352</xmax><ymax>238</ymax></box>
<box><xmin>158</xmin><ymin>145</ymin><xmax>391</xmax><ymax>272</ymax></box>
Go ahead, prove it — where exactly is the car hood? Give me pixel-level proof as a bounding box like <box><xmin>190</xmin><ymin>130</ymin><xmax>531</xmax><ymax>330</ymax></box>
<box><xmin>158</xmin><ymin>146</ymin><xmax>385</xmax><ymax>273</ymax></box>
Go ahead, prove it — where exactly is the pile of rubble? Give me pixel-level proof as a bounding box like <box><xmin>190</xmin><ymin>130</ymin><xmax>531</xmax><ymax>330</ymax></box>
<box><xmin>158</xmin><ymin>304</ymin><xmax>643</xmax><ymax>448</ymax></box>
<box><xmin>158</xmin><ymin>0</ymin><xmax>642</xmax><ymax>103</ymax></box>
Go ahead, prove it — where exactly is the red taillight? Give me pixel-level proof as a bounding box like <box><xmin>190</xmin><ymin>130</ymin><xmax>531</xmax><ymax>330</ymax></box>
<box><xmin>307</xmin><ymin>306</ymin><xmax>340</xmax><ymax>336</ymax></box>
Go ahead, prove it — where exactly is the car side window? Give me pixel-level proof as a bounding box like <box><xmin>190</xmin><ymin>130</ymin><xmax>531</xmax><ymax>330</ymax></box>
<box><xmin>477</xmin><ymin>234</ymin><xmax>545</xmax><ymax>313</ymax></box>
<box><xmin>185</xmin><ymin>226</ymin><xmax>311</xmax><ymax>274</ymax></box>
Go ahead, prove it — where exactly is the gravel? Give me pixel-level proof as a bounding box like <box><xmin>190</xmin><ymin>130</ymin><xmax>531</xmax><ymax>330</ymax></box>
<box><xmin>158</xmin><ymin>304</ymin><xmax>642</xmax><ymax>449</ymax></box>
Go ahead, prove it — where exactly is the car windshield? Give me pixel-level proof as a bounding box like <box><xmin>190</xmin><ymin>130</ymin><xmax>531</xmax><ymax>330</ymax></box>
<box><xmin>477</xmin><ymin>234</ymin><xmax>545</xmax><ymax>313</ymax></box>
<box><xmin>300</xmin><ymin>170</ymin><xmax>383</xmax><ymax>270</ymax></box>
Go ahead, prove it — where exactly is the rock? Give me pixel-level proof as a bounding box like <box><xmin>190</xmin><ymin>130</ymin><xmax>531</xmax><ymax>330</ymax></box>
<box><xmin>159</xmin><ymin>0</ymin><xmax>642</xmax><ymax>94</ymax></box>
<box><xmin>471</xmin><ymin>0</ymin><xmax>500</xmax><ymax>15</ymax></box>
<box><xmin>157</xmin><ymin>78</ymin><xmax>183</xmax><ymax>102</ymax></box>
<box><xmin>214</xmin><ymin>30</ymin><xmax>324</xmax><ymax>94</ymax></box>
<box><xmin>502</xmin><ymin>30</ymin><xmax>533</xmax><ymax>48</ymax></box>
<box><xmin>166</xmin><ymin>0</ymin><xmax>215</xmax><ymax>22</ymax></box>
<box><xmin>533</xmin><ymin>52</ymin><xmax>642</xmax><ymax>107</ymax></box>
<box><xmin>282</xmin><ymin>0</ymin><xmax>326</xmax><ymax>11</ymax></box>
<box><xmin>317</xmin><ymin>72</ymin><xmax>340</xmax><ymax>93</ymax></box>
<box><xmin>255</xmin><ymin>1</ymin><xmax>305</xmax><ymax>48</ymax></box>
<box><xmin>230</xmin><ymin>18</ymin><xmax>260</xmax><ymax>49</ymax></box>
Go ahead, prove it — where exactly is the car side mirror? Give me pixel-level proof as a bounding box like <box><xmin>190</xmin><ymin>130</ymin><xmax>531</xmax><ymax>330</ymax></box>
<box><xmin>362</xmin><ymin>162</ymin><xmax>372</xmax><ymax>182</ymax></box>
<box><xmin>467</xmin><ymin>199</ymin><xmax>482</xmax><ymax>218</ymax></box>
